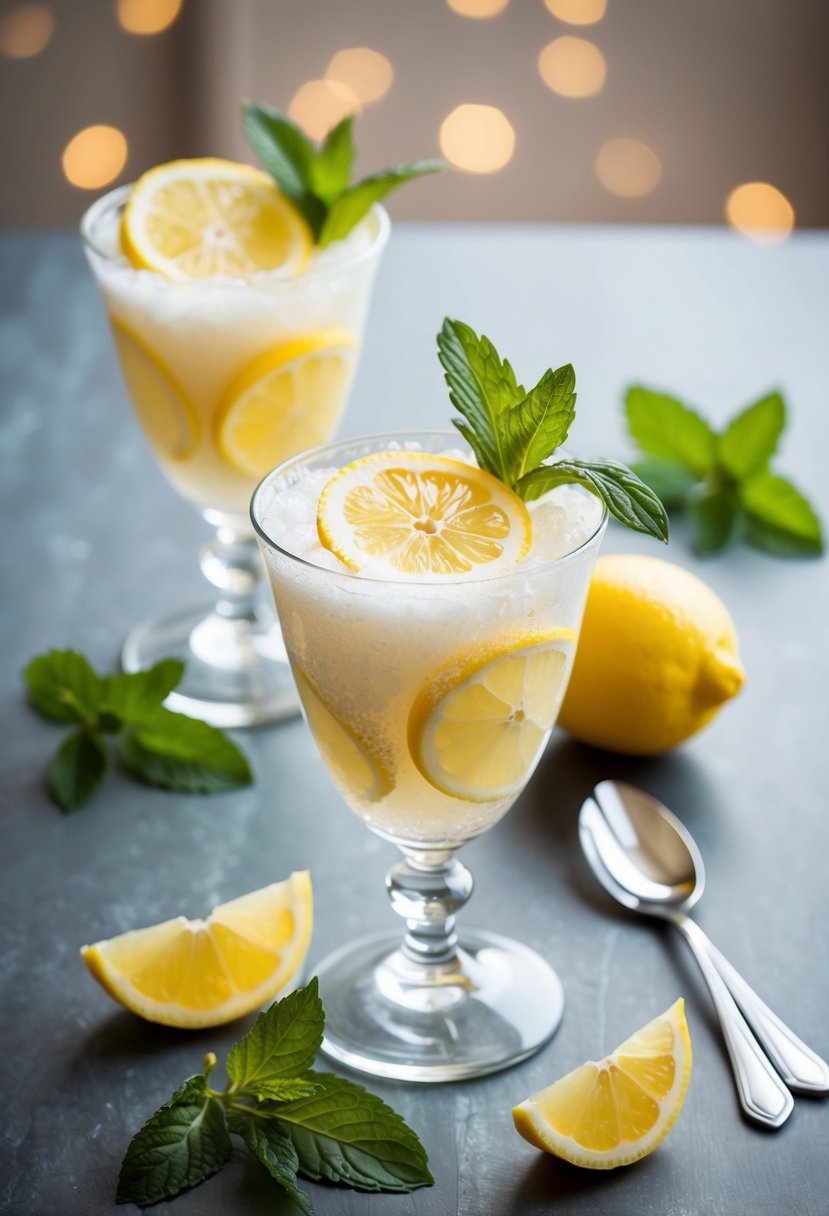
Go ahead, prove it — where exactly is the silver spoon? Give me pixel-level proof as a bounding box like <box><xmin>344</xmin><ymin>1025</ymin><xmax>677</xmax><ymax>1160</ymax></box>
<box><xmin>579</xmin><ymin>780</ymin><xmax>829</xmax><ymax>1128</ymax></box>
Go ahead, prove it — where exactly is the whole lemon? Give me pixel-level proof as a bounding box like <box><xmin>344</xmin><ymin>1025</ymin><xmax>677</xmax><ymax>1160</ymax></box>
<box><xmin>559</xmin><ymin>554</ymin><xmax>745</xmax><ymax>755</ymax></box>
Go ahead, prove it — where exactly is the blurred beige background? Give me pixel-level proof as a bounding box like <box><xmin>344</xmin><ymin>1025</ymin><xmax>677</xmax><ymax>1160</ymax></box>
<box><xmin>1</xmin><ymin>0</ymin><xmax>827</xmax><ymax>232</ymax></box>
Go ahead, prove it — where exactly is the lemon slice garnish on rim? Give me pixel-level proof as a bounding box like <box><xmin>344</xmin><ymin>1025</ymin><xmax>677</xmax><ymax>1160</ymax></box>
<box><xmin>408</xmin><ymin>630</ymin><xmax>574</xmax><ymax>802</ymax></box>
<box><xmin>215</xmin><ymin>330</ymin><xmax>357</xmax><ymax>479</ymax></box>
<box><xmin>80</xmin><ymin>873</ymin><xmax>312</xmax><ymax>1028</ymax></box>
<box><xmin>121</xmin><ymin>158</ymin><xmax>312</xmax><ymax>281</ymax></box>
<box><xmin>109</xmin><ymin>317</ymin><xmax>200</xmax><ymax>460</ymax></box>
<box><xmin>293</xmin><ymin>666</ymin><xmax>392</xmax><ymax>804</ymax></box>
<box><xmin>316</xmin><ymin>451</ymin><xmax>533</xmax><ymax>577</ymax></box>
<box><xmin>513</xmin><ymin>998</ymin><xmax>692</xmax><ymax>1169</ymax></box>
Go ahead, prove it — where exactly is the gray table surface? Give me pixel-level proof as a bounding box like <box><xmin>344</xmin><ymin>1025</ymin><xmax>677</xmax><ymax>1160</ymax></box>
<box><xmin>2</xmin><ymin>222</ymin><xmax>828</xmax><ymax>1216</ymax></box>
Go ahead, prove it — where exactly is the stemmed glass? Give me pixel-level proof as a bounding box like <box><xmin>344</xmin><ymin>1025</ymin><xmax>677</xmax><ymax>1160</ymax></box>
<box><xmin>251</xmin><ymin>431</ymin><xmax>607</xmax><ymax>1081</ymax></box>
<box><xmin>81</xmin><ymin>186</ymin><xmax>388</xmax><ymax>727</ymax></box>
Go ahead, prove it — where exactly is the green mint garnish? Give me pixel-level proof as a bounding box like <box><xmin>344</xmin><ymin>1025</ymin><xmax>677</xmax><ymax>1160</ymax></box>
<box><xmin>225</xmin><ymin>980</ymin><xmax>324</xmax><ymax>1093</ymax></box>
<box><xmin>116</xmin><ymin>1074</ymin><xmax>233</xmax><ymax>1206</ymax></box>
<box><xmin>116</xmin><ymin>979</ymin><xmax>433</xmax><ymax>1210</ymax></box>
<box><xmin>625</xmin><ymin>386</ymin><xmax>824</xmax><ymax>557</ymax></box>
<box><xmin>437</xmin><ymin>317</ymin><xmax>670</xmax><ymax>542</ymax></box>
<box><xmin>243</xmin><ymin>102</ymin><xmax>444</xmax><ymax>246</ymax></box>
<box><xmin>23</xmin><ymin>649</ymin><xmax>253</xmax><ymax>811</ymax></box>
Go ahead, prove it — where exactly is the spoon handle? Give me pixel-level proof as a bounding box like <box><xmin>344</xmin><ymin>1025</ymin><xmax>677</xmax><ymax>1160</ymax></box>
<box><xmin>702</xmin><ymin>939</ymin><xmax>829</xmax><ymax>1094</ymax></box>
<box><xmin>674</xmin><ymin>917</ymin><xmax>794</xmax><ymax>1128</ymax></box>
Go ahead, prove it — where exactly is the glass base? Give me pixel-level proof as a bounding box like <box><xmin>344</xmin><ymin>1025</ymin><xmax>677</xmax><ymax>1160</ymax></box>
<box><xmin>315</xmin><ymin>928</ymin><xmax>564</xmax><ymax>1082</ymax></box>
<box><xmin>121</xmin><ymin>602</ymin><xmax>301</xmax><ymax>728</ymax></box>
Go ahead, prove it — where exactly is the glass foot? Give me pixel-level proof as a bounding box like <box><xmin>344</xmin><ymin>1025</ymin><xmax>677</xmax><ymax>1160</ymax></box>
<box><xmin>315</xmin><ymin>929</ymin><xmax>564</xmax><ymax>1082</ymax></box>
<box><xmin>121</xmin><ymin>602</ymin><xmax>301</xmax><ymax>728</ymax></box>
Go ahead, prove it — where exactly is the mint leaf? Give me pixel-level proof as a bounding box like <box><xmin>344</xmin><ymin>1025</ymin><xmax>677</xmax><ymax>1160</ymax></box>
<box><xmin>625</xmin><ymin>386</ymin><xmax>717</xmax><ymax>475</ymax></box>
<box><xmin>517</xmin><ymin>458</ymin><xmax>669</xmax><ymax>542</ymax></box>
<box><xmin>247</xmin><ymin>1077</ymin><xmax>323</xmax><ymax>1103</ymax></box>
<box><xmin>718</xmin><ymin>391</ymin><xmax>786</xmax><ymax>480</ymax></box>
<box><xmin>689</xmin><ymin>481</ymin><xmax>742</xmax><ymax>555</ymax></box>
<box><xmin>504</xmin><ymin>364</ymin><xmax>576</xmax><ymax>484</ymax></box>
<box><xmin>744</xmin><ymin>515</ymin><xmax>824</xmax><ymax>557</ymax></box>
<box><xmin>309</xmin><ymin>115</ymin><xmax>356</xmax><ymax>205</ymax></box>
<box><xmin>25</xmin><ymin>649</ymin><xmax>256</xmax><ymax>812</ymax></box>
<box><xmin>631</xmin><ymin>458</ymin><xmax>697</xmax><ymax>509</ymax></box>
<box><xmin>118</xmin><ymin>707</ymin><xmax>252</xmax><ymax>793</ymax></box>
<box><xmin>739</xmin><ymin>470</ymin><xmax>824</xmax><ymax>556</ymax></box>
<box><xmin>275</xmin><ymin>1072</ymin><xmax>433</xmax><ymax>1193</ymax></box>
<box><xmin>226</xmin><ymin>1108</ymin><xmax>311</xmax><ymax>1216</ymax></box>
<box><xmin>243</xmin><ymin>101</ymin><xmax>443</xmax><ymax>246</ymax></box>
<box><xmin>117</xmin><ymin>1075</ymin><xmax>232</xmax><ymax>1206</ymax></box>
<box><xmin>242</xmin><ymin>102</ymin><xmax>325</xmax><ymax>237</ymax></box>
<box><xmin>102</xmin><ymin>659</ymin><xmax>184</xmax><ymax>726</ymax></box>
<box><xmin>48</xmin><ymin>727</ymin><xmax>108</xmax><ymax>811</ymax></box>
<box><xmin>318</xmin><ymin>161</ymin><xmax>443</xmax><ymax>247</ymax></box>
<box><xmin>438</xmin><ymin>317</ymin><xmax>524</xmax><ymax>481</ymax></box>
<box><xmin>226</xmin><ymin>980</ymin><xmax>324</xmax><ymax>1093</ymax></box>
<box><xmin>23</xmin><ymin>649</ymin><xmax>102</xmax><ymax>726</ymax></box>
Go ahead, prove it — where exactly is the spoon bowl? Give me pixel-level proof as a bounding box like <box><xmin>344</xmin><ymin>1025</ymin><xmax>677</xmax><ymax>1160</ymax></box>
<box><xmin>580</xmin><ymin>779</ymin><xmax>704</xmax><ymax>914</ymax></box>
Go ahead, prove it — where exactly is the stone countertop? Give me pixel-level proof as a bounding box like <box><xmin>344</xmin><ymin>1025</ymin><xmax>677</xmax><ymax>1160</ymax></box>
<box><xmin>1</xmin><ymin>222</ymin><xmax>827</xmax><ymax>1216</ymax></box>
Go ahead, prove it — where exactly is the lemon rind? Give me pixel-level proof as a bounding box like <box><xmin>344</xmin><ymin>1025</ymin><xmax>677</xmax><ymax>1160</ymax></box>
<box><xmin>121</xmin><ymin>157</ymin><xmax>312</xmax><ymax>281</ymax></box>
<box><xmin>109</xmin><ymin>316</ymin><xmax>201</xmax><ymax>461</ymax></box>
<box><xmin>80</xmin><ymin>872</ymin><xmax>313</xmax><ymax>1028</ymax></box>
<box><xmin>292</xmin><ymin>665</ymin><xmax>393</xmax><ymax>804</ymax></box>
<box><xmin>512</xmin><ymin>998</ymin><xmax>692</xmax><ymax>1169</ymax></box>
<box><xmin>408</xmin><ymin>629</ymin><xmax>575</xmax><ymax>803</ymax></box>
<box><xmin>214</xmin><ymin>329</ymin><xmax>358</xmax><ymax>479</ymax></box>
<box><xmin>316</xmin><ymin>451</ymin><xmax>533</xmax><ymax>577</ymax></box>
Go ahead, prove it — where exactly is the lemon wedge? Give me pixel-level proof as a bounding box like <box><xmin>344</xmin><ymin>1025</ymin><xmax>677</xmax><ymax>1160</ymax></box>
<box><xmin>513</xmin><ymin>998</ymin><xmax>692</xmax><ymax>1169</ymax></box>
<box><xmin>81</xmin><ymin>873</ymin><xmax>312</xmax><ymax>1028</ymax></box>
<box><xmin>215</xmin><ymin>330</ymin><xmax>357</xmax><ymax>479</ymax></box>
<box><xmin>316</xmin><ymin>451</ymin><xmax>533</xmax><ymax>577</ymax></box>
<box><xmin>293</xmin><ymin>666</ymin><xmax>392</xmax><ymax>803</ymax></box>
<box><xmin>109</xmin><ymin>317</ymin><xmax>200</xmax><ymax>460</ymax></box>
<box><xmin>121</xmin><ymin>158</ymin><xmax>312</xmax><ymax>281</ymax></box>
<box><xmin>408</xmin><ymin>630</ymin><xmax>574</xmax><ymax>802</ymax></box>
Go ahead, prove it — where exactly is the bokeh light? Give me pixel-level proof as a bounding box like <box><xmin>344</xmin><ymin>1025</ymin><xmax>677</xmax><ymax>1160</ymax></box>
<box><xmin>439</xmin><ymin>104</ymin><xmax>515</xmax><ymax>174</ymax></box>
<box><xmin>447</xmin><ymin>0</ymin><xmax>510</xmax><ymax>16</ymax></box>
<box><xmin>725</xmin><ymin>182</ymin><xmax>795</xmax><ymax>244</ymax></box>
<box><xmin>62</xmin><ymin>125</ymin><xmax>128</xmax><ymax>190</ymax></box>
<box><xmin>538</xmin><ymin>36</ymin><xmax>606</xmax><ymax>98</ymax></box>
<box><xmin>289</xmin><ymin>80</ymin><xmax>362</xmax><ymax>142</ymax></box>
<box><xmin>0</xmin><ymin>4</ymin><xmax>54</xmax><ymax>58</ymax></box>
<box><xmin>543</xmin><ymin>0</ymin><xmax>607</xmax><ymax>24</ymax></box>
<box><xmin>595</xmin><ymin>138</ymin><xmax>662</xmax><ymax>197</ymax></box>
<box><xmin>326</xmin><ymin>47</ymin><xmax>394</xmax><ymax>105</ymax></box>
<box><xmin>116</xmin><ymin>0</ymin><xmax>183</xmax><ymax>36</ymax></box>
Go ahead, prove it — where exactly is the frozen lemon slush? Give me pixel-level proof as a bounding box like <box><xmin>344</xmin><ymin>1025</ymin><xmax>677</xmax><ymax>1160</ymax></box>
<box><xmin>253</xmin><ymin>440</ymin><xmax>605</xmax><ymax>847</ymax></box>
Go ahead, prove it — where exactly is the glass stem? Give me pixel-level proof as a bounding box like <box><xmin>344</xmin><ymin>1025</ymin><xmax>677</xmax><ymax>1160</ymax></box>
<box><xmin>199</xmin><ymin>527</ymin><xmax>265</xmax><ymax>623</ymax></box>
<box><xmin>386</xmin><ymin>850</ymin><xmax>474</xmax><ymax>968</ymax></box>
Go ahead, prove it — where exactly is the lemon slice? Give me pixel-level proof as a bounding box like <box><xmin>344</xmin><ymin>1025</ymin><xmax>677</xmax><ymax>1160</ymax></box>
<box><xmin>408</xmin><ymin>630</ymin><xmax>574</xmax><ymax>802</ymax></box>
<box><xmin>513</xmin><ymin>998</ymin><xmax>692</xmax><ymax>1169</ymax></box>
<box><xmin>215</xmin><ymin>330</ymin><xmax>357</xmax><ymax>479</ymax></box>
<box><xmin>121</xmin><ymin>158</ymin><xmax>312</xmax><ymax>281</ymax></box>
<box><xmin>80</xmin><ymin>873</ymin><xmax>312</xmax><ymax>1028</ymax></box>
<box><xmin>110</xmin><ymin>318</ymin><xmax>200</xmax><ymax>460</ymax></box>
<box><xmin>317</xmin><ymin>452</ymin><xmax>533</xmax><ymax>577</ymax></box>
<box><xmin>293</xmin><ymin>666</ymin><xmax>392</xmax><ymax>803</ymax></box>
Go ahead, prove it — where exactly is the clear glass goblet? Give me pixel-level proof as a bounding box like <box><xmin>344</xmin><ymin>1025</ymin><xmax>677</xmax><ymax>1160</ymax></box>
<box><xmin>251</xmin><ymin>431</ymin><xmax>607</xmax><ymax>1081</ymax></box>
<box><xmin>81</xmin><ymin>186</ymin><xmax>389</xmax><ymax>727</ymax></box>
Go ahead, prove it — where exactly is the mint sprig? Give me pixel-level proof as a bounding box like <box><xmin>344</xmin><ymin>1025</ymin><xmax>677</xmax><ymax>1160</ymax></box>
<box><xmin>437</xmin><ymin>318</ymin><xmax>669</xmax><ymax>542</ymax></box>
<box><xmin>243</xmin><ymin>102</ymin><xmax>444</xmax><ymax>246</ymax></box>
<box><xmin>117</xmin><ymin>980</ymin><xmax>433</xmax><ymax>1210</ymax></box>
<box><xmin>625</xmin><ymin>386</ymin><xmax>824</xmax><ymax>557</ymax></box>
<box><xmin>23</xmin><ymin>649</ymin><xmax>253</xmax><ymax>811</ymax></box>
